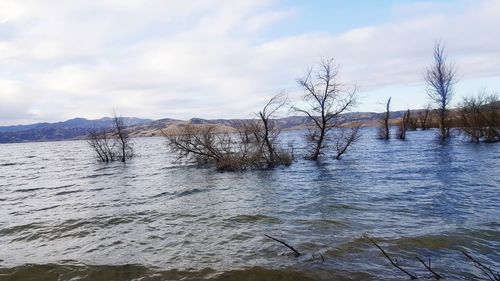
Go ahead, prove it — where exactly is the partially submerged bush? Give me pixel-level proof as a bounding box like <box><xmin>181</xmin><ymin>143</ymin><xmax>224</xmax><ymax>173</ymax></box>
<box><xmin>397</xmin><ymin>109</ymin><xmax>410</xmax><ymax>140</ymax></box>
<box><xmin>458</xmin><ymin>92</ymin><xmax>499</xmax><ymax>143</ymax></box>
<box><xmin>87</xmin><ymin>128</ymin><xmax>116</xmax><ymax>162</ymax></box>
<box><xmin>165</xmin><ymin>124</ymin><xmax>293</xmax><ymax>171</ymax></box>
<box><xmin>87</xmin><ymin>113</ymin><xmax>134</xmax><ymax>162</ymax></box>
<box><xmin>165</xmin><ymin>95</ymin><xmax>293</xmax><ymax>171</ymax></box>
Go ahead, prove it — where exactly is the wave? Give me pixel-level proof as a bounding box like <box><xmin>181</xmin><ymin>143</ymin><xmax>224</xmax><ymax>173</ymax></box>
<box><xmin>149</xmin><ymin>191</ymin><xmax>174</xmax><ymax>199</ymax></box>
<box><xmin>176</xmin><ymin>188</ymin><xmax>206</xmax><ymax>197</ymax></box>
<box><xmin>13</xmin><ymin>187</ymin><xmax>44</xmax><ymax>193</ymax></box>
<box><xmin>81</xmin><ymin>173</ymin><xmax>115</xmax><ymax>179</ymax></box>
<box><xmin>55</xmin><ymin>189</ymin><xmax>83</xmax><ymax>196</ymax></box>
<box><xmin>227</xmin><ymin>214</ymin><xmax>281</xmax><ymax>224</ymax></box>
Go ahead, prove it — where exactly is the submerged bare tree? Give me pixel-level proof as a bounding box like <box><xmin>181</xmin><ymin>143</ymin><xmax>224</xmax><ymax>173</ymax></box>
<box><xmin>458</xmin><ymin>92</ymin><xmax>499</xmax><ymax>143</ymax></box>
<box><xmin>378</xmin><ymin>97</ymin><xmax>391</xmax><ymax>139</ymax></box>
<box><xmin>255</xmin><ymin>94</ymin><xmax>292</xmax><ymax>167</ymax></box>
<box><xmin>418</xmin><ymin>103</ymin><xmax>431</xmax><ymax>130</ymax></box>
<box><xmin>293</xmin><ymin>58</ymin><xmax>357</xmax><ymax>160</ymax></box>
<box><xmin>425</xmin><ymin>40</ymin><xmax>457</xmax><ymax>143</ymax></box>
<box><xmin>407</xmin><ymin>110</ymin><xmax>419</xmax><ymax>131</ymax></box>
<box><xmin>480</xmin><ymin>95</ymin><xmax>500</xmax><ymax>142</ymax></box>
<box><xmin>165</xmin><ymin>95</ymin><xmax>292</xmax><ymax>171</ymax></box>
<box><xmin>87</xmin><ymin>129</ymin><xmax>115</xmax><ymax>162</ymax></box>
<box><xmin>397</xmin><ymin>109</ymin><xmax>410</xmax><ymax>140</ymax></box>
<box><xmin>87</xmin><ymin>111</ymin><xmax>133</xmax><ymax>163</ymax></box>
<box><xmin>112</xmin><ymin>112</ymin><xmax>133</xmax><ymax>162</ymax></box>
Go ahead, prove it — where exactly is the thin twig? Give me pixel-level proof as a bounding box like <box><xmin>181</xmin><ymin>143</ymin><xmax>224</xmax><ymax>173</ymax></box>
<box><xmin>265</xmin><ymin>234</ymin><xmax>301</xmax><ymax>257</ymax></box>
<box><xmin>416</xmin><ymin>256</ymin><xmax>442</xmax><ymax>279</ymax></box>
<box><xmin>365</xmin><ymin>236</ymin><xmax>418</xmax><ymax>279</ymax></box>
<box><xmin>462</xmin><ymin>250</ymin><xmax>500</xmax><ymax>281</ymax></box>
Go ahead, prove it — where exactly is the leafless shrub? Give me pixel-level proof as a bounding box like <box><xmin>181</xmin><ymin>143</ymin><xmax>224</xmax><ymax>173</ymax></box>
<box><xmin>87</xmin><ymin>129</ymin><xmax>116</xmax><ymax>162</ymax></box>
<box><xmin>458</xmin><ymin>92</ymin><xmax>499</xmax><ymax>143</ymax></box>
<box><xmin>425</xmin><ymin>40</ymin><xmax>457</xmax><ymax>143</ymax></box>
<box><xmin>87</xmin><ymin>111</ymin><xmax>133</xmax><ymax>162</ymax></box>
<box><xmin>407</xmin><ymin>111</ymin><xmax>419</xmax><ymax>131</ymax></box>
<box><xmin>378</xmin><ymin>97</ymin><xmax>391</xmax><ymax>140</ymax></box>
<box><xmin>418</xmin><ymin>104</ymin><xmax>431</xmax><ymax>130</ymax></box>
<box><xmin>166</xmin><ymin>125</ymin><xmax>231</xmax><ymax>165</ymax></box>
<box><xmin>293</xmin><ymin>58</ymin><xmax>357</xmax><ymax>160</ymax></box>
<box><xmin>397</xmin><ymin>109</ymin><xmax>410</xmax><ymax>140</ymax></box>
<box><xmin>165</xmin><ymin>95</ymin><xmax>293</xmax><ymax>171</ymax></box>
<box><xmin>255</xmin><ymin>94</ymin><xmax>291</xmax><ymax>167</ymax></box>
<box><xmin>112</xmin><ymin>112</ymin><xmax>133</xmax><ymax>162</ymax></box>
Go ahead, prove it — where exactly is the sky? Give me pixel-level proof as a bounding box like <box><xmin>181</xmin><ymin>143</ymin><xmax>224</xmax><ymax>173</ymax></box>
<box><xmin>1</xmin><ymin>0</ymin><xmax>500</xmax><ymax>125</ymax></box>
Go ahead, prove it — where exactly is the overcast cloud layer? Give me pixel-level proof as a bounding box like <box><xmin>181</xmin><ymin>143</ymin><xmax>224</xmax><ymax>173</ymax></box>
<box><xmin>1</xmin><ymin>0</ymin><xmax>500</xmax><ymax>125</ymax></box>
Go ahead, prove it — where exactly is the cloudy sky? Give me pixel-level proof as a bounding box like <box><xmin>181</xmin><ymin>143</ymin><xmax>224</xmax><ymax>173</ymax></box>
<box><xmin>1</xmin><ymin>0</ymin><xmax>499</xmax><ymax>125</ymax></box>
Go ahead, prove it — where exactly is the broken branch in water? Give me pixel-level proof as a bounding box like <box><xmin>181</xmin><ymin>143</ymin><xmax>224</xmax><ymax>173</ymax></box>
<box><xmin>416</xmin><ymin>256</ymin><xmax>442</xmax><ymax>279</ymax></box>
<box><xmin>462</xmin><ymin>250</ymin><xmax>500</xmax><ymax>281</ymax></box>
<box><xmin>365</xmin><ymin>235</ymin><xmax>418</xmax><ymax>280</ymax></box>
<box><xmin>264</xmin><ymin>234</ymin><xmax>301</xmax><ymax>257</ymax></box>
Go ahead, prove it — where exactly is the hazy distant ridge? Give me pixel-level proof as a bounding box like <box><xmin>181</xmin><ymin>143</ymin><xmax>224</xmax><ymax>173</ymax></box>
<box><xmin>0</xmin><ymin>112</ymin><xmax>409</xmax><ymax>144</ymax></box>
<box><xmin>0</xmin><ymin>117</ymin><xmax>152</xmax><ymax>143</ymax></box>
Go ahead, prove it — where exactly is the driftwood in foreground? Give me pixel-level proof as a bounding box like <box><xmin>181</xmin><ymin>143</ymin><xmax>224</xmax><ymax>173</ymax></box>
<box><xmin>416</xmin><ymin>256</ymin><xmax>442</xmax><ymax>279</ymax></box>
<box><xmin>364</xmin><ymin>235</ymin><xmax>418</xmax><ymax>279</ymax></box>
<box><xmin>263</xmin><ymin>233</ymin><xmax>498</xmax><ymax>280</ymax></box>
<box><xmin>462</xmin><ymin>250</ymin><xmax>500</xmax><ymax>281</ymax></box>
<box><xmin>264</xmin><ymin>234</ymin><xmax>301</xmax><ymax>257</ymax></box>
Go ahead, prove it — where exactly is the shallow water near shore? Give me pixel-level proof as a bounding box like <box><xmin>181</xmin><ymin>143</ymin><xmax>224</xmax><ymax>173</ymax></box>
<box><xmin>0</xmin><ymin>129</ymin><xmax>499</xmax><ymax>280</ymax></box>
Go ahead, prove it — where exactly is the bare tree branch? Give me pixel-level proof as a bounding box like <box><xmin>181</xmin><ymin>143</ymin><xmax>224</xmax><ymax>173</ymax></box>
<box><xmin>87</xmin><ymin>128</ymin><xmax>116</xmax><ymax>162</ymax></box>
<box><xmin>87</xmin><ymin>110</ymin><xmax>133</xmax><ymax>163</ymax></box>
<box><xmin>416</xmin><ymin>256</ymin><xmax>443</xmax><ymax>280</ymax></box>
<box><xmin>112</xmin><ymin>111</ymin><xmax>133</xmax><ymax>162</ymax></box>
<box><xmin>265</xmin><ymin>234</ymin><xmax>301</xmax><ymax>257</ymax></box>
<box><xmin>462</xmin><ymin>250</ymin><xmax>500</xmax><ymax>281</ymax></box>
<box><xmin>334</xmin><ymin>124</ymin><xmax>361</xmax><ymax>160</ymax></box>
<box><xmin>256</xmin><ymin>93</ymin><xmax>290</xmax><ymax>167</ymax></box>
<box><xmin>365</xmin><ymin>235</ymin><xmax>418</xmax><ymax>280</ymax></box>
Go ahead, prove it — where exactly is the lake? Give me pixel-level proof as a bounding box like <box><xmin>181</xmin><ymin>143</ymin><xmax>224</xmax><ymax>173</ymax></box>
<box><xmin>0</xmin><ymin>128</ymin><xmax>499</xmax><ymax>280</ymax></box>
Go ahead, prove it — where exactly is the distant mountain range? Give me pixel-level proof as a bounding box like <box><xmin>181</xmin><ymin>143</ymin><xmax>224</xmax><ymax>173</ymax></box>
<box><xmin>0</xmin><ymin>112</ymin><xmax>408</xmax><ymax>144</ymax></box>
<box><xmin>0</xmin><ymin>117</ymin><xmax>152</xmax><ymax>143</ymax></box>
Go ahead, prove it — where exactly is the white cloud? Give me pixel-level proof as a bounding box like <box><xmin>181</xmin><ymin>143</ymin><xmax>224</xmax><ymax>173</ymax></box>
<box><xmin>0</xmin><ymin>0</ymin><xmax>500</xmax><ymax>125</ymax></box>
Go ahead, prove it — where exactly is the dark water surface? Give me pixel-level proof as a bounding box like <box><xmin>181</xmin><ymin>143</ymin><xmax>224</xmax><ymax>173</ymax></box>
<box><xmin>0</xmin><ymin>129</ymin><xmax>499</xmax><ymax>280</ymax></box>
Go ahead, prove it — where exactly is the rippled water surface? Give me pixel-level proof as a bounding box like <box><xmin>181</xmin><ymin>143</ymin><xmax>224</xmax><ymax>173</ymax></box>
<box><xmin>0</xmin><ymin>129</ymin><xmax>499</xmax><ymax>280</ymax></box>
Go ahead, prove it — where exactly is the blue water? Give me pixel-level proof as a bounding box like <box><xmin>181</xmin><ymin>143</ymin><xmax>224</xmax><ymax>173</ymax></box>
<box><xmin>0</xmin><ymin>128</ymin><xmax>498</xmax><ymax>280</ymax></box>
